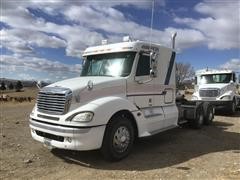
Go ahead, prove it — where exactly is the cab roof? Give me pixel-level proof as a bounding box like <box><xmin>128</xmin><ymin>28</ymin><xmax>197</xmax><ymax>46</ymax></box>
<box><xmin>196</xmin><ymin>69</ymin><xmax>234</xmax><ymax>75</ymax></box>
<box><xmin>82</xmin><ymin>41</ymin><xmax>173</xmax><ymax>56</ymax></box>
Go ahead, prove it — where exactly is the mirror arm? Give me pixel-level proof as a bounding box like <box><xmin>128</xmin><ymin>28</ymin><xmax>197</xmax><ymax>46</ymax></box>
<box><xmin>36</xmin><ymin>81</ymin><xmax>42</xmax><ymax>89</ymax></box>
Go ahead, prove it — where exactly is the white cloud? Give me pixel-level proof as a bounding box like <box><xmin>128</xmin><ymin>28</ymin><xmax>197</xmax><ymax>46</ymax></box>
<box><xmin>2</xmin><ymin>0</ymin><xmax>238</xmax><ymax>82</ymax></box>
<box><xmin>3</xmin><ymin>0</ymin><xmax>237</xmax><ymax>55</ymax></box>
<box><xmin>18</xmin><ymin>73</ymin><xmax>36</xmax><ymax>80</ymax></box>
<box><xmin>2</xmin><ymin>5</ymin><xmax>105</xmax><ymax>57</ymax></box>
<box><xmin>63</xmin><ymin>5</ymin><xmax>206</xmax><ymax>50</ymax></box>
<box><xmin>1</xmin><ymin>0</ymin><xmax>207</xmax><ymax>59</ymax></box>
<box><xmin>163</xmin><ymin>27</ymin><xmax>206</xmax><ymax>49</ymax></box>
<box><xmin>2</xmin><ymin>0</ymin><xmax>160</xmax><ymax>11</ymax></box>
<box><xmin>7</xmin><ymin>41</ymin><xmax>34</xmax><ymax>54</ymax></box>
<box><xmin>1</xmin><ymin>29</ymin><xmax>66</xmax><ymax>54</ymax></box>
<box><xmin>220</xmin><ymin>59</ymin><xmax>240</xmax><ymax>71</ymax></box>
<box><xmin>1</xmin><ymin>55</ymin><xmax>81</xmax><ymax>74</ymax></box>
<box><xmin>174</xmin><ymin>0</ymin><xmax>240</xmax><ymax>50</ymax></box>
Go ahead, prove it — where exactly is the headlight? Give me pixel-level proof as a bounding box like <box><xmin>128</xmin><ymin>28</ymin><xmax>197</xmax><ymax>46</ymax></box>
<box><xmin>71</xmin><ymin>112</ymin><xmax>94</xmax><ymax>122</ymax></box>
<box><xmin>30</xmin><ymin>105</ymin><xmax>37</xmax><ymax>116</ymax></box>
<box><xmin>194</xmin><ymin>86</ymin><xmax>199</xmax><ymax>93</ymax></box>
<box><xmin>192</xmin><ymin>95</ymin><xmax>198</xmax><ymax>100</ymax></box>
<box><xmin>221</xmin><ymin>95</ymin><xmax>231</xmax><ymax>100</ymax></box>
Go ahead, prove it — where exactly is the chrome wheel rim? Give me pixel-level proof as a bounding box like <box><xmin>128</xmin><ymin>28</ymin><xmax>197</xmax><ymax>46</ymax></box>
<box><xmin>209</xmin><ymin>110</ymin><xmax>213</xmax><ymax>120</ymax></box>
<box><xmin>232</xmin><ymin>102</ymin><xmax>236</xmax><ymax>113</ymax></box>
<box><xmin>199</xmin><ymin>112</ymin><xmax>204</xmax><ymax>125</ymax></box>
<box><xmin>113</xmin><ymin>126</ymin><xmax>130</xmax><ymax>153</ymax></box>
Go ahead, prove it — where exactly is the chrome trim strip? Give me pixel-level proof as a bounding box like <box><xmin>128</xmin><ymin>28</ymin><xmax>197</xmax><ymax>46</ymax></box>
<box><xmin>144</xmin><ymin>113</ymin><xmax>163</xmax><ymax>118</ymax></box>
<box><xmin>127</xmin><ymin>92</ymin><xmax>166</xmax><ymax>97</ymax></box>
<box><xmin>30</xmin><ymin>120</ymin><xmax>91</xmax><ymax>134</ymax></box>
<box><xmin>37</xmin><ymin>114</ymin><xmax>59</xmax><ymax>121</ymax></box>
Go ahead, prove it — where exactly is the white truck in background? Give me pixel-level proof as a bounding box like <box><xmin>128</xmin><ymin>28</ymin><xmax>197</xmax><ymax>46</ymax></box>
<box><xmin>29</xmin><ymin>34</ymin><xmax>214</xmax><ymax>161</ymax></box>
<box><xmin>192</xmin><ymin>69</ymin><xmax>240</xmax><ymax>114</ymax></box>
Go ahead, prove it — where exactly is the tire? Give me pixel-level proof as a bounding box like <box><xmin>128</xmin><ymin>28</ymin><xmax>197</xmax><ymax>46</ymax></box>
<box><xmin>228</xmin><ymin>100</ymin><xmax>236</xmax><ymax>115</ymax></box>
<box><xmin>101</xmin><ymin>114</ymin><xmax>135</xmax><ymax>161</ymax></box>
<box><xmin>203</xmin><ymin>103</ymin><xmax>214</xmax><ymax>125</ymax></box>
<box><xmin>191</xmin><ymin>105</ymin><xmax>204</xmax><ymax>129</ymax></box>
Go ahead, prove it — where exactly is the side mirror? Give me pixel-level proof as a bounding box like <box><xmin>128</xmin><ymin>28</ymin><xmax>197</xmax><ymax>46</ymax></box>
<box><xmin>150</xmin><ymin>51</ymin><xmax>157</xmax><ymax>62</ymax></box>
<box><xmin>36</xmin><ymin>81</ymin><xmax>49</xmax><ymax>89</ymax></box>
<box><xmin>150</xmin><ymin>69</ymin><xmax>157</xmax><ymax>78</ymax></box>
<box><xmin>36</xmin><ymin>81</ymin><xmax>43</xmax><ymax>89</ymax></box>
<box><xmin>230</xmin><ymin>80</ymin><xmax>234</xmax><ymax>84</ymax></box>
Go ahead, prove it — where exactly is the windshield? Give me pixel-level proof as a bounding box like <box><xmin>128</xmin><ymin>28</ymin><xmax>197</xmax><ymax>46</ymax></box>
<box><xmin>200</xmin><ymin>73</ymin><xmax>232</xmax><ymax>84</ymax></box>
<box><xmin>81</xmin><ymin>52</ymin><xmax>136</xmax><ymax>77</ymax></box>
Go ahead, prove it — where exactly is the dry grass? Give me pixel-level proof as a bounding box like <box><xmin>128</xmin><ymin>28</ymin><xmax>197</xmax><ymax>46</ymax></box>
<box><xmin>0</xmin><ymin>87</ymin><xmax>39</xmax><ymax>98</ymax></box>
<box><xmin>1</xmin><ymin>101</ymin><xmax>240</xmax><ymax>180</ymax></box>
<box><xmin>0</xmin><ymin>87</ymin><xmax>239</xmax><ymax>180</ymax></box>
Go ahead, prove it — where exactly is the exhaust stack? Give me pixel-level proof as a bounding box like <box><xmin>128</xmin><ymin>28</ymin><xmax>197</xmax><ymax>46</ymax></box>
<box><xmin>172</xmin><ymin>32</ymin><xmax>177</xmax><ymax>49</ymax></box>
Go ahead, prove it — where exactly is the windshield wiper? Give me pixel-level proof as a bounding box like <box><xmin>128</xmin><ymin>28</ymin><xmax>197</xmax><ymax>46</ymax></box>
<box><xmin>99</xmin><ymin>75</ymin><xmax>114</xmax><ymax>77</ymax></box>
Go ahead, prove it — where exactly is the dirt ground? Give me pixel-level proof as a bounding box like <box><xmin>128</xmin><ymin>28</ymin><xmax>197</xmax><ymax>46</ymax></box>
<box><xmin>1</xmin><ymin>91</ymin><xmax>240</xmax><ymax>179</ymax></box>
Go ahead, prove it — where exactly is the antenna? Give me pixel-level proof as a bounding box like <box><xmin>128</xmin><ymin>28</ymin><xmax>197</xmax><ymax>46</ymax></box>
<box><xmin>149</xmin><ymin>0</ymin><xmax>155</xmax><ymax>49</ymax></box>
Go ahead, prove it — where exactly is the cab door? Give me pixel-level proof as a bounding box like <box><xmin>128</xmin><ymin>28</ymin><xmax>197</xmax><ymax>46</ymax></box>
<box><xmin>133</xmin><ymin>53</ymin><xmax>153</xmax><ymax>108</ymax></box>
<box><xmin>127</xmin><ymin>52</ymin><xmax>165</xmax><ymax>132</ymax></box>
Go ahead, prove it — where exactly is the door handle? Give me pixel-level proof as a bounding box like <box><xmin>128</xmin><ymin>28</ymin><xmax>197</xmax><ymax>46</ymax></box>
<box><xmin>161</xmin><ymin>90</ymin><xmax>167</xmax><ymax>95</ymax></box>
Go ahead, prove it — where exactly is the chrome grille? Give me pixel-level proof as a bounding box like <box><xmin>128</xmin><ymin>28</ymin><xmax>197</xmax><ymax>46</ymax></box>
<box><xmin>37</xmin><ymin>87</ymin><xmax>72</xmax><ymax>115</ymax></box>
<box><xmin>199</xmin><ymin>88</ymin><xmax>220</xmax><ymax>97</ymax></box>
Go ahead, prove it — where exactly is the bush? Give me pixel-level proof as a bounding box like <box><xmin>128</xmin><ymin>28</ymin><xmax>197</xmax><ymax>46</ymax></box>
<box><xmin>8</xmin><ymin>83</ymin><xmax>14</xmax><ymax>90</ymax></box>
<box><xmin>0</xmin><ymin>82</ymin><xmax>6</xmax><ymax>90</ymax></box>
<box><xmin>15</xmin><ymin>81</ymin><xmax>23</xmax><ymax>92</ymax></box>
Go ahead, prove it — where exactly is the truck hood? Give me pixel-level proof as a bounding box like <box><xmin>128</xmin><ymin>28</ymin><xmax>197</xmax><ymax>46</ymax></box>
<box><xmin>49</xmin><ymin>76</ymin><xmax>124</xmax><ymax>91</ymax></box>
<box><xmin>48</xmin><ymin>76</ymin><xmax>126</xmax><ymax>108</ymax></box>
<box><xmin>199</xmin><ymin>83</ymin><xmax>228</xmax><ymax>90</ymax></box>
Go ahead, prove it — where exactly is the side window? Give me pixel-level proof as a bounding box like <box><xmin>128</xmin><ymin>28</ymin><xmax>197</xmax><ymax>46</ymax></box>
<box><xmin>194</xmin><ymin>76</ymin><xmax>197</xmax><ymax>84</ymax></box>
<box><xmin>233</xmin><ymin>73</ymin><xmax>236</xmax><ymax>82</ymax></box>
<box><xmin>136</xmin><ymin>54</ymin><xmax>150</xmax><ymax>76</ymax></box>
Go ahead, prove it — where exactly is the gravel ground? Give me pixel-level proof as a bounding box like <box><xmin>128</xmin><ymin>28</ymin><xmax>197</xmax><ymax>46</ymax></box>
<box><xmin>1</xmin><ymin>101</ymin><xmax>240</xmax><ymax>180</ymax></box>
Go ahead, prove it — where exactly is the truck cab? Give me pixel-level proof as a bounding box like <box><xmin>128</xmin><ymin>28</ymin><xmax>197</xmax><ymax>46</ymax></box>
<box><xmin>192</xmin><ymin>69</ymin><xmax>240</xmax><ymax>113</ymax></box>
<box><xmin>29</xmin><ymin>36</ymin><xmax>214</xmax><ymax>161</ymax></box>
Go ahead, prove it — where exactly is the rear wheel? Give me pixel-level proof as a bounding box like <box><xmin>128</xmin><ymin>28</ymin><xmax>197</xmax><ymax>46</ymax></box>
<box><xmin>203</xmin><ymin>103</ymin><xmax>214</xmax><ymax>125</ymax></box>
<box><xmin>101</xmin><ymin>114</ymin><xmax>134</xmax><ymax>161</ymax></box>
<box><xmin>191</xmin><ymin>106</ymin><xmax>204</xmax><ymax>129</ymax></box>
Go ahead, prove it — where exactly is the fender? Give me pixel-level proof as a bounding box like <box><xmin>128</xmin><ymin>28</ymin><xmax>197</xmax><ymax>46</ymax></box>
<box><xmin>64</xmin><ymin>96</ymin><xmax>157</xmax><ymax>137</ymax></box>
<box><xmin>218</xmin><ymin>90</ymin><xmax>235</xmax><ymax>101</ymax></box>
<box><xmin>33</xmin><ymin>96</ymin><xmax>139</xmax><ymax>128</ymax></box>
<box><xmin>88</xmin><ymin>96</ymin><xmax>139</xmax><ymax>125</ymax></box>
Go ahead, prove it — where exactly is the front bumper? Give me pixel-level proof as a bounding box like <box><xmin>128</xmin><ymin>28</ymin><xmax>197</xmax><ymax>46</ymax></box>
<box><xmin>29</xmin><ymin>119</ymin><xmax>106</xmax><ymax>151</ymax></box>
<box><xmin>194</xmin><ymin>100</ymin><xmax>232</xmax><ymax>109</ymax></box>
<box><xmin>208</xmin><ymin>100</ymin><xmax>232</xmax><ymax>107</ymax></box>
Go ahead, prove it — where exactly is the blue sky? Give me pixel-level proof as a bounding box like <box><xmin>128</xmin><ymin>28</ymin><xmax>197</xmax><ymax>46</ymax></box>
<box><xmin>1</xmin><ymin>0</ymin><xmax>239</xmax><ymax>82</ymax></box>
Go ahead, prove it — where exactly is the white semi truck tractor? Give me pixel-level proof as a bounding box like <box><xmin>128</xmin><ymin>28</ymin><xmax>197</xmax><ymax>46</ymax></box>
<box><xmin>29</xmin><ymin>34</ymin><xmax>214</xmax><ymax>161</ymax></box>
<box><xmin>192</xmin><ymin>69</ymin><xmax>240</xmax><ymax>114</ymax></box>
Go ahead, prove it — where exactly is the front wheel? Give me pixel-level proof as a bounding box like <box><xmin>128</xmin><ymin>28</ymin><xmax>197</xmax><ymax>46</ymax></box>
<box><xmin>191</xmin><ymin>106</ymin><xmax>204</xmax><ymax>129</ymax></box>
<box><xmin>203</xmin><ymin>103</ymin><xmax>214</xmax><ymax>125</ymax></box>
<box><xmin>101</xmin><ymin>114</ymin><xmax>134</xmax><ymax>161</ymax></box>
<box><xmin>228</xmin><ymin>100</ymin><xmax>236</xmax><ymax>115</ymax></box>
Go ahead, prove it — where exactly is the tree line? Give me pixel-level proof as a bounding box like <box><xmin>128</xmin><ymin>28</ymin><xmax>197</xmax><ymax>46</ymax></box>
<box><xmin>0</xmin><ymin>62</ymin><xmax>194</xmax><ymax>91</ymax></box>
<box><xmin>0</xmin><ymin>81</ymin><xmax>23</xmax><ymax>92</ymax></box>
<box><xmin>176</xmin><ymin>62</ymin><xmax>195</xmax><ymax>90</ymax></box>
